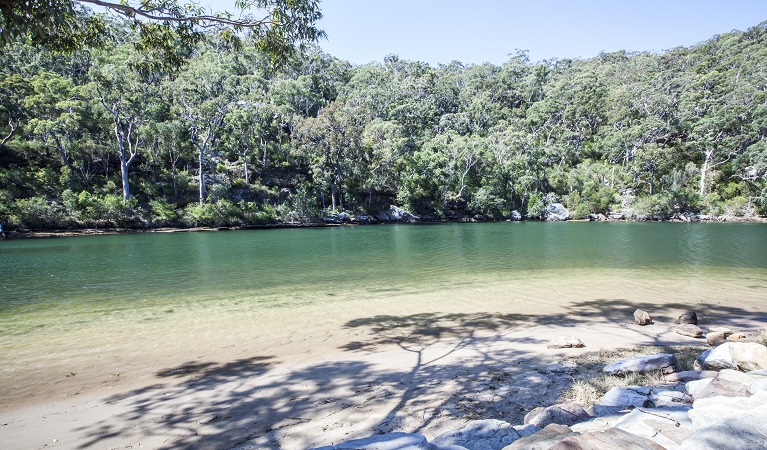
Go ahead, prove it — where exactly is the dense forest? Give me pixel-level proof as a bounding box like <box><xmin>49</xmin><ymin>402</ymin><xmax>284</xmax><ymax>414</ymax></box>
<box><xmin>2</xmin><ymin>18</ymin><xmax>767</xmax><ymax>230</ymax></box>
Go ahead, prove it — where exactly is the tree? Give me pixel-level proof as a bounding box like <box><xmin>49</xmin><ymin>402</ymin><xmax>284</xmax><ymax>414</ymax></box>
<box><xmin>0</xmin><ymin>0</ymin><xmax>325</xmax><ymax>70</ymax></box>
<box><xmin>0</xmin><ymin>73</ymin><xmax>32</xmax><ymax>149</ymax></box>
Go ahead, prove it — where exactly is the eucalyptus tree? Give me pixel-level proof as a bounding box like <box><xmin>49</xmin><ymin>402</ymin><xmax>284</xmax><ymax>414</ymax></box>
<box><xmin>0</xmin><ymin>73</ymin><xmax>31</xmax><ymax>149</ymax></box>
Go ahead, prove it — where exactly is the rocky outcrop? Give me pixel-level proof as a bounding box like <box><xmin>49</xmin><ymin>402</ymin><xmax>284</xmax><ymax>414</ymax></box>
<box><xmin>702</xmin><ymin>342</ymin><xmax>767</xmax><ymax>371</ymax></box>
<box><xmin>604</xmin><ymin>353</ymin><xmax>677</xmax><ymax>376</ymax></box>
<box><xmin>377</xmin><ymin>205</ymin><xmax>420</xmax><ymax>223</ymax></box>
<box><xmin>508</xmin><ymin>210</ymin><xmax>523</xmax><ymax>221</ymax></box>
<box><xmin>545</xmin><ymin>203</ymin><xmax>569</xmax><ymax>221</ymax></box>
<box><xmin>524</xmin><ymin>403</ymin><xmax>591</xmax><ymax>428</ymax></box>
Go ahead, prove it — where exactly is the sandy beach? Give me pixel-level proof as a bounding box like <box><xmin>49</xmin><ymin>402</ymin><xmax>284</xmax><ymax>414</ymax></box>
<box><xmin>2</xmin><ymin>283</ymin><xmax>767</xmax><ymax>450</ymax></box>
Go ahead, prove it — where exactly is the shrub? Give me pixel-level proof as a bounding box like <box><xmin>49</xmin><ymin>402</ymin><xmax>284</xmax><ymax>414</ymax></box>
<box><xmin>11</xmin><ymin>197</ymin><xmax>69</xmax><ymax>229</ymax></box>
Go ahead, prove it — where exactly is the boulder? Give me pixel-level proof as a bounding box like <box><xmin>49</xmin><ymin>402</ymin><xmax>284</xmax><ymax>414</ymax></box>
<box><xmin>675</xmin><ymin>324</ymin><xmax>703</xmax><ymax>338</ymax></box>
<box><xmin>675</xmin><ymin>311</ymin><xmax>698</xmax><ymax>325</ymax></box>
<box><xmin>386</xmin><ymin>205</ymin><xmax>420</xmax><ymax>223</ymax></box>
<box><xmin>685</xmin><ymin>378</ymin><xmax>714</xmax><ymax>398</ymax></box>
<box><xmin>508</xmin><ymin>210</ymin><xmax>523</xmax><ymax>221</ymax></box>
<box><xmin>681</xmin><ymin>391</ymin><xmax>767</xmax><ymax>449</ymax></box>
<box><xmin>665</xmin><ymin>370</ymin><xmax>717</xmax><ymax>382</ymax></box>
<box><xmin>707</xmin><ymin>326</ymin><xmax>733</xmax><ymax>335</ymax></box>
<box><xmin>706</xmin><ymin>331</ymin><xmax>729</xmax><ymax>346</ymax></box>
<box><xmin>649</xmin><ymin>388</ymin><xmax>693</xmax><ymax>407</ymax></box>
<box><xmin>612</xmin><ymin>408</ymin><xmax>693</xmax><ymax>448</ymax></box>
<box><xmin>749</xmin><ymin>378</ymin><xmax>767</xmax><ymax>395</ymax></box>
<box><xmin>502</xmin><ymin>424</ymin><xmax>578</xmax><ymax>450</ymax></box>
<box><xmin>309</xmin><ymin>432</ymin><xmax>433</xmax><ymax>450</ymax></box>
<box><xmin>604</xmin><ymin>353</ymin><xmax>677</xmax><ymax>376</ymax></box>
<box><xmin>551</xmin><ymin>427</ymin><xmax>667</xmax><ymax>450</ymax></box>
<box><xmin>703</xmin><ymin>342</ymin><xmax>767</xmax><ymax>371</ymax></box>
<box><xmin>690</xmin><ymin>375</ymin><xmax>750</xmax><ymax>399</ymax></box>
<box><xmin>524</xmin><ymin>403</ymin><xmax>591</xmax><ymax>428</ymax></box>
<box><xmin>633</xmin><ymin>309</ymin><xmax>652</xmax><ymax>325</ymax></box>
<box><xmin>587</xmin><ymin>213</ymin><xmax>607</xmax><ymax>221</ymax></box>
<box><xmin>598</xmin><ymin>386</ymin><xmax>651</xmax><ymax>408</ymax></box>
<box><xmin>547</xmin><ymin>336</ymin><xmax>585</xmax><ymax>349</ymax></box>
<box><xmin>433</xmin><ymin>419</ymin><xmax>520</xmax><ymax>450</ymax></box>
<box><xmin>512</xmin><ymin>424</ymin><xmax>539</xmax><ymax>438</ymax></box>
<box><xmin>545</xmin><ymin>203</ymin><xmax>569</xmax><ymax>221</ymax></box>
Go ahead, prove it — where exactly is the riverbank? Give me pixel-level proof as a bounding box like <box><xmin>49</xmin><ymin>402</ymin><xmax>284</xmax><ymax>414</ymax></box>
<box><xmin>2</xmin><ymin>300</ymin><xmax>767</xmax><ymax>449</ymax></box>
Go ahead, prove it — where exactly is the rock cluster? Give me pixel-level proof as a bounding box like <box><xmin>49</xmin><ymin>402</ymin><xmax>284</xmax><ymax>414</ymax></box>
<box><xmin>312</xmin><ymin>338</ymin><xmax>767</xmax><ymax>450</ymax></box>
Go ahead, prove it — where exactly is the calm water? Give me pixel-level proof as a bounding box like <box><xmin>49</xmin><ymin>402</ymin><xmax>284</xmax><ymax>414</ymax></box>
<box><xmin>1</xmin><ymin>222</ymin><xmax>766</xmax><ymax>403</ymax></box>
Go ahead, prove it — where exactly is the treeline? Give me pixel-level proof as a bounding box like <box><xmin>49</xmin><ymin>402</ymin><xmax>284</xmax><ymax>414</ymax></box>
<box><xmin>1</xmin><ymin>20</ymin><xmax>767</xmax><ymax>230</ymax></box>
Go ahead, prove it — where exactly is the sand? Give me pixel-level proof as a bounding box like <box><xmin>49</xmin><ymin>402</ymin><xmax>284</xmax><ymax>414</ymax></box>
<box><xmin>2</xmin><ymin>299</ymin><xmax>766</xmax><ymax>450</ymax></box>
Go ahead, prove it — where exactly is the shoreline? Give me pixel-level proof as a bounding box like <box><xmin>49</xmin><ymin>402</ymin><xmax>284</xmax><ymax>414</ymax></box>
<box><xmin>3</xmin><ymin>214</ymin><xmax>766</xmax><ymax>240</ymax></box>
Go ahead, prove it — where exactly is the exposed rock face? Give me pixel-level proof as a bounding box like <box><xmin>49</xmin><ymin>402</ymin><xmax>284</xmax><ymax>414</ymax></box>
<box><xmin>675</xmin><ymin>311</ymin><xmax>698</xmax><ymax>325</ymax></box>
<box><xmin>587</xmin><ymin>213</ymin><xmax>607</xmax><ymax>221</ymax></box>
<box><xmin>310</xmin><ymin>432</ymin><xmax>433</xmax><ymax>450</ymax></box>
<box><xmin>433</xmin><ymin>419</ymin><xmax>520</xmax><ymax>450</ymax></box>
<box><xmin>633</xmin><ymin>309</ymin><xmax>652</xmax><ymax>325</ymax></box>
<box><xmin>675</xmin><ymin>324</ymin><xmax>703</xmax><ymax>338</ymax></box>
<box><xmin>665</xmin><ymin>370</ymin><xmax>718</xmax><ymax>382</ymax></box>
<box><xmin>503</xmin><ymin>424</ymin><xmax>578</xmax><ymax>450</ymax></box>
<box><xmin>682</xmin><ymin>391</ymin><xmax>767</xmax><ymax>450</ymax></box>
<box><xmin>508</xmin><ymin>210</ymin><xmax>523</xmax><ymax>221</ymax></box>
<box><xmin>545</xmin><ymin>203</ymin><xmax>569</xmax><ymax>221</ymax></box>
<box><xmin>523</xmin><ymin>403</ymin><xmax>591</xmax><ymax>428</ymax></box>
<box><xmin>604</xmin><ymin>353</ymin><xmax>677</xmax><ymax>376</ymax></box>
<box><xmin>547</xmin><ymin>336</ymin><xmax>585</xmax><ymax>349</ymax></box>
<box><xmin>385</xmin><ymin>205</ymin><xmax>420</xmax><ymax>223</ymax></box>
<box><xmin>702</xmin><ymin>342</ymin><xmax>767</xmax><ymax>371</ymax></box>
<box><xmin>598</xmin><ymin>386</ymin><xmax>652</xmax><ymax>408</ymax></box>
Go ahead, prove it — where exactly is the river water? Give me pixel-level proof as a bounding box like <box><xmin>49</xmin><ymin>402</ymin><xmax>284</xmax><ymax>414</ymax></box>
<box><xmin>1</xmin><ymin>222</ymin><xmax>766</xmax><ymax>405</ymax></box>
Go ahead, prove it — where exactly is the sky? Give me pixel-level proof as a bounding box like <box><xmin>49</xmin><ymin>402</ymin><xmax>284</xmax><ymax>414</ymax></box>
<box><xmin>207</xmin><ymin>0</ymin><xmax>767</xmax><ymax>66</ymax></box>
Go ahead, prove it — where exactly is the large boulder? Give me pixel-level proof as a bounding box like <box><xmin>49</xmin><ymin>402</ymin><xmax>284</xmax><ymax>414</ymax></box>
<box><xmin>706</xmin><ymin>331</ymin><xmax>729</xmax><ymax>346</ymax></box>
<box><xmin>610</xmin><ymin>408</ymin><xmax>693</xmax><ymax>449</ymax></box>
<box><xmin>604</xmin><ymin>353</ymin><xmax>677</xmax><ymax>376</ymax></box>
<box><xmin>508</xmin><ymin>210</ymin><xmax>523</xmax><ymax>221</ymax></box>
<box><xmin>523</xmin><ymin>403</ymin><xmax>591</xmax><ymax>428</ymax></box>
<box><xmin>545</xmin><ymin>203</ymin><xmax>569</xmax><ymax>221</ymax></box>
<box><xmin>433</xmin><ymin>419</ymin><xmax>520</xmax><ymax>450</ymax></box>
<box><xmin>385</xmin><ymin>205</ymin><xmax>420</xmax><ymax>223</ymax></box>
<box><xmin>681</xmin><ymin>391</ymin><xmax>767</xmax><ymax>449</ymax></box>
<box><xmin>309</xmin><ymin>432</ymin><xmax>433</xmax><ymax>450</ymax></box>
<box><xmin>702</xmin><ymin>342</ymin><xmax>767</xmax><ymax>371</ymax></box>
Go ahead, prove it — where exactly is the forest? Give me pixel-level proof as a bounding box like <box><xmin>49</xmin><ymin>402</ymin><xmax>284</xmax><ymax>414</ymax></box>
<box><xmin>1</xmin><ymin>17</ymin><xmax>767</xmax><ymax>230</ymax></box>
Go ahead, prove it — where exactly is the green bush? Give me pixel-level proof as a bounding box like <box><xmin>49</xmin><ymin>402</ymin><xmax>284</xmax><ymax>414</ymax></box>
<box><xmin>11</xmin><ymin>197</ymin><xmax>69</xmax><ymax>229</ymax></box>
<box><xmin>148</xmin><ymin>199</ymin><xmax>180</xmax><ymax>226</ymax></box>
<box><xmin>525</xmin><ymin>193</ymin><xmax>546</xmax><ymax>219</ymax></box>
<box><xmin>570</xmin><ymin>203</ymin><xmax>591</xmax><ymax>219</ymax></box>
<box><xmin>626</xmin><ymin>194</ymin><xmax>675</xmax><ymax>220</ymax></box>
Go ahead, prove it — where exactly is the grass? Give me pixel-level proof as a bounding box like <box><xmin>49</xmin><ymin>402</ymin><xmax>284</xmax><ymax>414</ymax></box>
<box><xmin>558</xmin><ymin>345</ymin><xmax>703</xmax><ymax>407</ymax></box>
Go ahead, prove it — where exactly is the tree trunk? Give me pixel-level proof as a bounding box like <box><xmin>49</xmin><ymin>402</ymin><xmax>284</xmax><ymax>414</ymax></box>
<box><xmin>120</xmin><ymin>157</ymin><xmax>130</xmax><ymax>203</ymax></box>
<box><xmin>699</xmin><ymin>148</ymin><xmax>714</xmax><ymax>196</ymax></box>
<box><xmin>198</xmin><ymin>146</ymin><xmax>205</xmax><ymax>205</ymax></box>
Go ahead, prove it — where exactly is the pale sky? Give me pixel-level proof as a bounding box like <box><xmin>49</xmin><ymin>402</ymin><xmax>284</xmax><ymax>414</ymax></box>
<box><xmin>207</xmin><ymin>0</ymin><xmax>767</xmax><ymax>66</ymax></box>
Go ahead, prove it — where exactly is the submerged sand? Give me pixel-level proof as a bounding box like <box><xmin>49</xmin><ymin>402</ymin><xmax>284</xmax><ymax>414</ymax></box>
<box><xmin>2</xmin><ymin>270</ymin><xmax>767</xmax><ymax>449</ymax></box>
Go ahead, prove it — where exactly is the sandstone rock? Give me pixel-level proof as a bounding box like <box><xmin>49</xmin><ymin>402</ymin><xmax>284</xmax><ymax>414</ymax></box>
<box><xmin>694</xmin><ymin>349</ymin><xmax>712</xmax><ymax>371</ymax></box>
<box><xmin>599</xmin><ymin>386</ymin><xmax>651</xmax><ymax>408</ymax></box>
<box><xmin>727</xmin><ymin>333</ymin><xmax>747</xmax><ymax>340</ymax></box>
<box><xmin>682</xmin><ymin>391</ymin><xmax>767</xmax><ymax>449</ymax></box>
<box><xmin>433</xmin><ymin>419</ymin><xmax>520</xmax><ymax>450</ymax></box>
<box><xmin>386</xmin><ymin>205</ymin><xmax>420</xmax><ymax>223</ymax></box>
<box><xmin>524</xmin><ymin>403</ymin><xmax>591</xmax><ymax>428</ymax></box>
<box><xmin>508</xmin><ymin>210</ymin><xmax>523</xmax><ymax>221</ymax></box>
<box><xmin>703</xmin><ymin>342</ymin><xmax>767</xmax><ymax>371</ymax></box>
<box><xmin>310</xmin><ymin>432</ymin><xmax>433</xmax><ymax>450</ymax></box>
<box><xmin>551</xmin><ymin>427</ymin><xmax>666</xmax><ymax>450</ymax></box>
<box><xmin>545</xmin><ymin>203</ymin><xmax>569</xmax><ymax>221</ymax></box>
<box><xmin>706</xmin><ymin>331</ymin><xmax>729</xmax><ymax>346</ymax></box>
<box><xmin>691</xmin><ymin>375</ymin><xmax>750</xmax><ymax>399</ymax></box>
<box><xmin>688</xmin><ymin>390</ymin><xmax>767</xmax><ymax>427</ymax></box>
<box><xmin>633</xmin><ymin>309</ymin><xmax>652</xmax><ymax>325</ymax></box>
<box><xmin>502</xmin><ymin>424</ymin><xmax>578</xmax><ymax>450</ymax></box>
<box><xmin>604</xmin><ymin>353</ymin><xmax>677</xmax><ymax>376</ymax></box>
<box><xmin>675</xmin><ymin>324</ymin><xmax>703</xmax><ymax>338</ymax></box>
<box><xmin>685</xmin><ymin>378</ymin><xmax>714</xmax><ymax>398</ymax></box>
<box><xmin>749</xmin><ymin>378</ymin><xmax>767</xmax><ymax>395</ymax></box>
<box><xmin>547</xmin><ymin>336</ymin><xmax>585</xmax><ymax>349</ymax></box>
<box><xmin>665</xmin><ymin>370</ymin><xmax>717</xmax><ymax>382</ymax></box>
<box><xmin>512</xmin><ymin>424</ymin><xmax>539</xmax><ymax>438</ymax></box>
<box><xmin>588</xmin><ymin>405</ymin><xmax>625</xmax><ymax>417</ymax></box>
<box><xmin>650</xmin><ymin>388</ymin><xmax>693</xmax><ymax>407</ymax></box>
<box><xmin>675</xmin><ymin>311</ymin><xmax>698</xmax><ymax>325</ymax></box>
<box><xmin>612</xmin><ymin>407</ymin><xmax>693</xmax><ymax>448</ymax></box>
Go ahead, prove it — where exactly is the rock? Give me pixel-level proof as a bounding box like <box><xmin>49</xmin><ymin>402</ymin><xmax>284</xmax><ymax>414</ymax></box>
<box><xmin>545</xmin><ymin>203</ymin><xmax>569</xmax><ymax>221</ymax></box>
<box><xmin>650</xmin><ymin>388</ymin><xmax>693</xmax><ymax>407</ymax></box>
<box><xmin>598</xmin><ymin>386</ymin><xmax>651</xmax><ymax>408</ymax></box>
<box><xmin>675</xmin><ymin>311</ymin><xmax>698</xmax><ymax>325</ymax></box>
<box><xmin>309</xmin><ymin>432</ymin><xmax>433</xmax><ymax>450</ymax></box>
<box><xmin>512</xmin><ymin>424</ymin><xmax>539</xmax><ymax>438</ymax></box>
<box><xmin>703</xmin><ymin>342</ymin><xmax>767</xmax><ymax>371</ymax></box>
<box><xmin>547</xmin><ymin>336</ymin><xmax>585</xmax><ymax>349</ymax></box>
<box><xmin>607</xmin><ymin>212</ymin><xmax>625</xmax><ymax>220</ymax></box>
<box><xmin>690</xmin><ymin>376</ymin><xmax>750</xmax><ymax>399</ymax></box>
<box><xmin>694</xmin><ymin>349</ymin><xmax>712</xmax><ymax>371</ymax></box>
<box><xmin>524</xmin><ymin>403</ymin><xmax>591</xmax><ymax>428</ymax></box>
<box><xmin>433</xmin><ymin>419</ymin><xmax>520</xmax><ymax>450</ymax></box>
<box><xmin>675</xmin><ymin>324</ymin><xmax>703</xmax><ymax>338</ymax></box>
<box><xmin>686</xmin><ymin>377</ymin><xmax>714</xmax><ymax>397</ymax></box>
<box><xmin>749</xmin><ymin>378</ymin><xmax>767</xmax><ymax>394</ymax></box>
<box><xmin>612</xmin><ymin>407</ymin><xmax>693</xmax><ymax>448</ymax></box>
<box><xmin>665</xmin><ymin>370</ymin><xmax>717</xmax><ymax>382</ymax></box>
<box><xmin>706</xmin><ymin>331</ymin><xmax>729</xmax><ymax>346</ymax></box>
<box><xmin>551</xmin><ymin>427</ymin><xmax>667</xmax><ymax>450</ymax></box>
<box><xmin>604</xmin><ymin>353</ymin><xmax>677</xmax><ymax>376</ymax></box>
<box><xmin>386</xmin><ymin>205</ymin><xmax>420</xmax><ymax>223</ymax></box>
<box><xmin>633</xmin><ymin>309</ymin><xmax>652</xmax><ymax>325</ymax></box>
<box><xmin>508</xmin><ymin>210</ymin><xmax>523</xmax><ymax>221</ymax></box>
<box><xmin>502</xmin><ymin>424</ymin><xmax>578</xmax><ymax>450</ymax></box>
<box><xmin>588</xmin><ymin>213</ymin><xmax>607</xmax><ymax>221</ymax></box>
<box><xmin>727</xmin><ymin>333</ymin><xmax>747</xmax><ymax>340</ymax></box>
<box><xmin>681</xmin><ymin>391</ymin><xmax>767</xmax><ymax>449</ymax></box>
<box><xmin>587</xmin><ymin>405</ymin><xmax>626</xmax><ymax>417</ymax></box>
<box><xmin>707</xmin><ymin>326</ymin><xmax>733</xmax><ymax>335</ymax></box>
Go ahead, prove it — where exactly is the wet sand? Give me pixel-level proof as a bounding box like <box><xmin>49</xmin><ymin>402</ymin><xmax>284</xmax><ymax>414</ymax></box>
<box><xmin>2</xmin><ymin>271</ymin><xmax>767</xmax><ymax>449</ymax></box>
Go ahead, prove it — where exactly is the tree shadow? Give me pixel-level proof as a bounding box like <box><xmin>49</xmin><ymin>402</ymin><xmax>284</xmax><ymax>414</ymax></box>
<box><xmin>69</xmin><ymin>299</ymin><xmax>765</xmax><ymax>449</ymax></box>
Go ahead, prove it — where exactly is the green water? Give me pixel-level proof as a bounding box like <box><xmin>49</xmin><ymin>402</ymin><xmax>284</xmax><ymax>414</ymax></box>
<box><xmin>1</xmin><ymin>222</ymin><xmax>766</xmax><ymax>403</ymax></box>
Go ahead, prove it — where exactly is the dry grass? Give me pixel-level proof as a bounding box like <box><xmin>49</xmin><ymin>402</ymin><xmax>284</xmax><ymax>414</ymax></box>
<box><xmin>558</xmin><ymin>345</ymin><xmax>703</xmax><ymax>407</ymax></box>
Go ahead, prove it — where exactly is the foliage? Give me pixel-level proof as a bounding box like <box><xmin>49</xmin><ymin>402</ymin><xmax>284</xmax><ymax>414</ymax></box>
<box><xmin>2</xmin><ymin>20</ymin><xmax>767</xmax><ymax>231</ymax></box>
